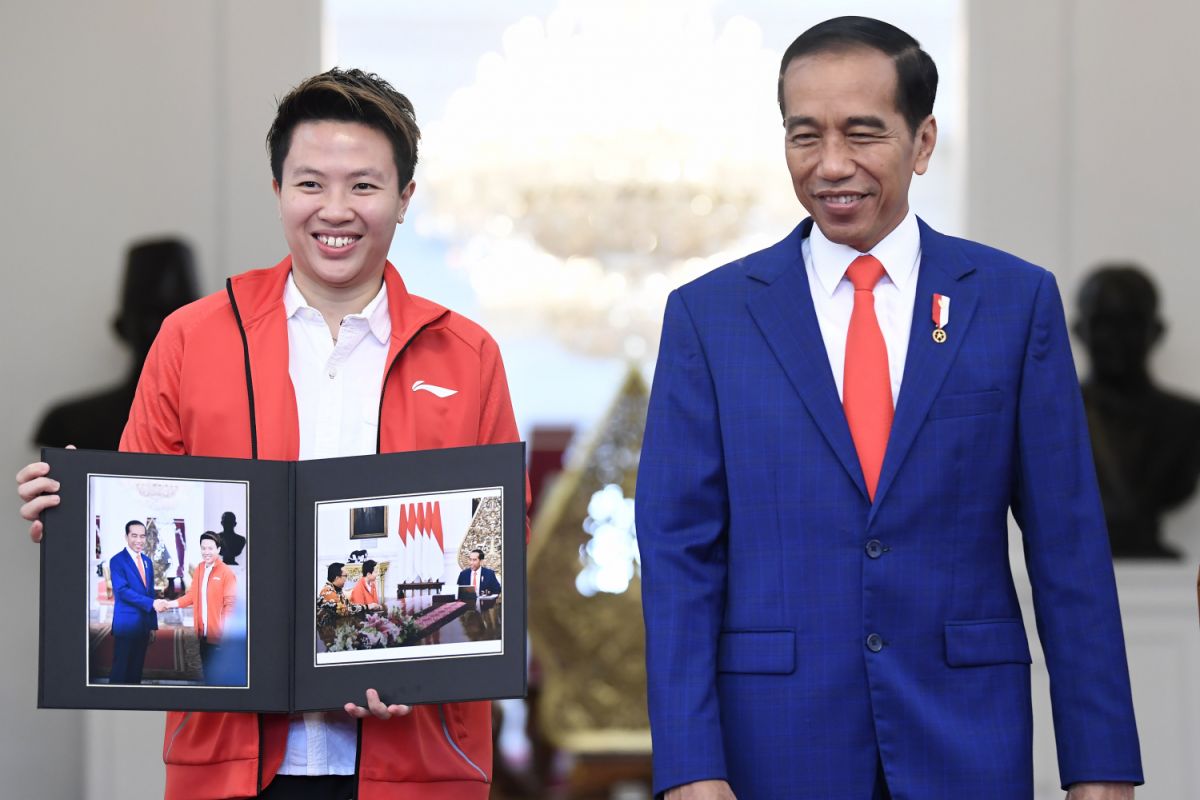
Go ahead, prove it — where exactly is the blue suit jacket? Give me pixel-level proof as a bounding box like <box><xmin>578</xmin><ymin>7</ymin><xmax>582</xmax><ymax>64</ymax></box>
<box><xmin>110</xmin><ymin>549</ymin><xmax>158</xmax><ymax>638</ymax></box>
<box><xmin>457</xmin><ymin>567</ymin><xmax>501</xmax><ymax>596</ymax></box>
<box><xmin>636</xmin><ymin>219</ymin><xmax>1142</xmax><ymax>798</ymax></box>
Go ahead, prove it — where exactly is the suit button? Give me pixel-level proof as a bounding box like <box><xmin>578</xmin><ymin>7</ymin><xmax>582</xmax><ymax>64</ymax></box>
<box><xmin>865</xmin><ymin>539</ymin><xmax>884</xmax><ymax>558</ymax></box>
<box><xmin>865</xmin><ymin>633</ymin><xmax>884</xmax><ymax>652</ymax></box>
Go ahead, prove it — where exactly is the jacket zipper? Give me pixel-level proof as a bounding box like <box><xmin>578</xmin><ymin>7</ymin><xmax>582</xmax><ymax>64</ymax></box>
<box><xmin>164</xmin><ymin>712</ymin><xmax>193</xmax><ymax>762</ymax></box>
<box><xmin>375</xmin><ymin>321</ymin><xmax>435</xmax><ymax>453</ymax></box>
<box><xmin>438</xmin><ymin>704</ymin><xmax>488</xmax><ymax>780</ymax></box>
<box><xmin>228</xmin><ymin>279</ymin><xmax>266</xmax><ymax>794</ymax></box>
<box><xmin>226</xmin><ymin>279</ymin><xmax>259</xmax><ymax>459</ymax></box>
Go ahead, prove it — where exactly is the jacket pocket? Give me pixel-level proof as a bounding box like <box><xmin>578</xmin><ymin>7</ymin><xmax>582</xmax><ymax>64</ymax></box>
<box><xmin>717</xmin><ymin>629</ymin><xmax>795</xmax><ymax>674</ymax></box>
<box><xmin>928</xmin><ymin>389</ymin><xmax>1003</xmax><ymax>420</ymax></box>
<box><xmin>944</xmin><ymin>618</ymin><xmax>1031</xmax><ymax>667</ymax></box>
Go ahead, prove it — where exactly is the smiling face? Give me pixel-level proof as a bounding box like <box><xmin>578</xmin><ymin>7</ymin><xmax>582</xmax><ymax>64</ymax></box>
<box><xmin>274</xmin><ymin>120</ymin><xmax>415</xmax><ymax>302</ymax></box>
<box><xmin>199</xmin><ymin>537</ymin><xmax>219</xmax><ymax>566</ymax></box>
<box><xmin>781</xmin><ymin>46</ymin><xmax>936</xmax><ymax>253</ymax></box>
<box><xmin>125</xmin><ymin>524</ymin><xmax>147</xmax><ymax>554</ymax></box>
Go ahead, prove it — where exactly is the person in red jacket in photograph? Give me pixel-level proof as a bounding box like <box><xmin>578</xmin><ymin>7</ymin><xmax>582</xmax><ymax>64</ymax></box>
<box><xmin>17</xmin><ymin>68</ymin><xmax>523</xmax><ymax>800</ymax></box>
<box><xmin>160</xmin><ymin>531</ymin><xmax>238</xmax><ymax>682</ymax></box>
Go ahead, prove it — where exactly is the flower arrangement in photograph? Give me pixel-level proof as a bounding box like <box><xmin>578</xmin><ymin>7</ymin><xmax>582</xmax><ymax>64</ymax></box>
<box><xmin>328</xmin><ymin>608</ymin><xmax>420</xmax><ymax>652</ymax></box>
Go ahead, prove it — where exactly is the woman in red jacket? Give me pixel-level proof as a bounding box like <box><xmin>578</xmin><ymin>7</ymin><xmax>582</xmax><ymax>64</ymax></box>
<box><xmin>19</xmin><ymin>67</ymin><xmax>526</xmax><ymax>800</ymax></box>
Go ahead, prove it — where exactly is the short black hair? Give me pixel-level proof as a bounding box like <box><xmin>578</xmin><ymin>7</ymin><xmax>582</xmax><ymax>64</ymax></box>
<box><xmin>327</xmin><ymin>562</ymin><xmax>345</xmax><ymax>583</ymax></box>
<box><xmin>267</xmin><ymin>67</ymin><xmax>420</xmax><ymax>188</ymax></box>
<box><xmin>471</xmin><ymin>549</ymin><xmax>485</xmax><ymax>561</ymax></box>
<box><xmin>125</xmin><ymin>520</ymin><xmax>145</xmax><ymax>535</ymax></box>
<box><xmin>777</xmin><ymin>16</ymin><xmax>938</xmax><ymax>134</ymax></box>
<box><xmin>362</xmin><ymin>559</ymin><xmax>377</xmax><ymax>575</ymax></box>
<box><xmin>200</xmin><ymin>531</ymin><xmax>221</xmax><ymax>548</ymax></box>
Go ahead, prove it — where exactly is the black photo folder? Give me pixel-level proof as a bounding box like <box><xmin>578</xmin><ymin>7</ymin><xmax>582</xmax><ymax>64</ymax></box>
<box><xmin>39</xmin><ymin>442</ymin><xmax>526</xmax><ymax>713</ymax></box>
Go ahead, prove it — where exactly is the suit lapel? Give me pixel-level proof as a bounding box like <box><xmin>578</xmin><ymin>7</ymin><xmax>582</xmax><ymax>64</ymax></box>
<box><xmin>869</xmin><ymin>220</ymin><xmax>979</xmax><ymax>519</ymax></box>
<box><xmin>746</xmin><ymin>221</ymin><xmax>868</xmax><ymax>500</ymax></box>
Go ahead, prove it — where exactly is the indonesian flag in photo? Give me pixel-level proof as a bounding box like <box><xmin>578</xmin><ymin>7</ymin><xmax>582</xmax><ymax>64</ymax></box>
<box><xmin>397</xmin><ymin>504</ymin><xmax>414</xmax><ymax>581</ymax></box>
<box><xmin>423</xmin><ymin>501</ymin><xmax>444</xmax><ymax>581</ymax></box>
<box><xmin>430</xmin><ymin>501</ymin><xmax>446</xmax><ymax>582</ymax></box>
<box><xmin>416</xmin><ymin>502</ymin><xmax>434</xmax><ymax>581</ymax></box>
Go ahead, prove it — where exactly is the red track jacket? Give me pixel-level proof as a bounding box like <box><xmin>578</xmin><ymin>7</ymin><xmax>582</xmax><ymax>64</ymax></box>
<box><xmin>121</xmin><ymin>256</ymin><xmax>520</xmax><ymax>799</ymax></box>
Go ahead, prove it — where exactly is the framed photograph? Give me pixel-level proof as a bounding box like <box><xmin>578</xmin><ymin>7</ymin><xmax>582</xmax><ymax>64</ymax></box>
<box><xmin>39</xmin><ymin>442</ymin><xmax>526</xmax><ymax>713</ymax></box>
<box><xmin>348</xmin><ymin>505</ymin><xmax>388</xmax><ymax>539</ymax></box>
<box><xmin>86</xmin><ymin>474</ymin><xmax>250</xmax><ymax>690</ymax></box>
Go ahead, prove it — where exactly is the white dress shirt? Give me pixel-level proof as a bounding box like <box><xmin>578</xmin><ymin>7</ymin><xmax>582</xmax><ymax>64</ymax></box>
<box><xmin>279</xmin><ymin>273</ymin><xmax>390</xmax><ymax>776</ymax></box>
<box><xmin>801</xmin><ymin>210</ymin><xmax>921</xmax><ymax>405</ymax></box>
<box><xmin>199</xmin><ymin>560</ymin><xmax>215</xmax><ymax>636</ymax></box>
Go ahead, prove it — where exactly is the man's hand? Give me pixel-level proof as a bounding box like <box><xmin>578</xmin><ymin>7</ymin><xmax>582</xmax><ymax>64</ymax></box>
<box><xmin>1066</xmin><ymin>782</ymin><xmax>1134</xmax><ymax>799</ymax></box>
<box><xmin>153</xmin><ymin>599</ymin><xmax>169</xmax><ymax>613</ymax></box>
<box><xmin>344</xmin><ymin>687</ymin><xmax>411</xmax><ymax>720</ymax></box>
<box><xmin>665</xmin><ymin>780</ymin><xmax>737</xmax><ymax>799</ymax></box>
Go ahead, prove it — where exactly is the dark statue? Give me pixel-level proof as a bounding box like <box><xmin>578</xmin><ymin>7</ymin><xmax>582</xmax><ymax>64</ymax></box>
<box><xmin>1074</xmin><ymin>264</ymin><xmax>1200</xmax><ymax>559</ymax></box>
<box><xmin>33</xmin><ymin>238</ymin><xmax>199</xmax><ymax>450</ymax></box>
<box><xmin>219</xmin><ymin>511</ymin><xmax>247</xmax><ymax>566</ymax></box>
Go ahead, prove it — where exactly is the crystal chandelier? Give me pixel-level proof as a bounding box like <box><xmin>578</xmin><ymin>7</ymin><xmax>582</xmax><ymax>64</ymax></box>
<box><xmin>419</xmin><ymin>0</ymin><xmax>798</xmax><ymax>360</ymax></box>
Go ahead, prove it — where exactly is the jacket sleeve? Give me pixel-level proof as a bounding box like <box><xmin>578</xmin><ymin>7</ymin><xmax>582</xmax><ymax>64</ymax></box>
<box><xmin>636</xmin><ymin>290</ymin><xmax>730</xmax><ymax>795</ymax></box>
<box><xmin>1011</xmin><ymin>271</ymin><xmax>1143</xmax><ymax>787</ymax></box>
<box><xmin>120</xmin><ymin>313</ymin><xmax>186</xmax><ymax>455</ymax></box>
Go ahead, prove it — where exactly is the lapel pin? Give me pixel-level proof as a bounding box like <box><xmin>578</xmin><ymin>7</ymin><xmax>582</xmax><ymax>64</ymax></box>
<box><xmin>931</xmin><ymin>294</ymin><xmax>950</xmax><ymax>344</ymax></box>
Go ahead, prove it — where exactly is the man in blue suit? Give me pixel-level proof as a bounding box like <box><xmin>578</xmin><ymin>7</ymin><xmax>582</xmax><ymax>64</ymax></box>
<box><xmin>108</xmin><ymin>520</ymin><xmax>160</xmax><ymax>684</ymax></box>
<box><xmin>637</xmin><ymin>17</ymin><xmax>1142</xmax><ymax>800</ymax></box>
<box><xmin>457</xmin><ymin>549</ymin><xmax>502</xmax><ymax>596</ymax></box>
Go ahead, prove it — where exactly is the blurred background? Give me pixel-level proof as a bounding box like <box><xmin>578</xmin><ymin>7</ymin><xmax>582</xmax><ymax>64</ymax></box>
<box><xmin>3</xmin><ymin>0</ymin><xmax>1199</xmax><ymax>797</ymax></box>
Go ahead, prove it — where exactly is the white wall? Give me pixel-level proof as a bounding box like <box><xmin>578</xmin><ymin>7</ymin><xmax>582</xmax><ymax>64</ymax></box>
<box><xmin>0</xmin><ymin>2</ymin><xmax>319</xmax><ymax>798</ymax></box>
<box><xmin>970</xmin><ymin>2</ymin><xmax>1200</xmax><ymax>797</ymax></box>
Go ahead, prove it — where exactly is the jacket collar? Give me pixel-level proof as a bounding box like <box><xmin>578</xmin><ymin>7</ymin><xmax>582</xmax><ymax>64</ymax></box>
<box><xmin>228</xmin><ymin>256</ymin><xmax>448</xmax><ymax>342</ymax></box>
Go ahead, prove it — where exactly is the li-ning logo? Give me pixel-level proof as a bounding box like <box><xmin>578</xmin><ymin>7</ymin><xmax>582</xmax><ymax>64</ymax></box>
<box><xmin>412</xmin><ymin>380</ymin><xmax>458</xmax><ymax>398</ymax></box>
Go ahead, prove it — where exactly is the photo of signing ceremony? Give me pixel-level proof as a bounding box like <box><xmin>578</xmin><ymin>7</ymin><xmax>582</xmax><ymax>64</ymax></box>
<box><xmin>313</xmin><ymin>489</ymin><xmax>504</xmax><ymax>665</ymax></box>
<box><xmin>9</xmin><ymin>0</ymin><xmax>1200</xmax><ymax>798</ymax></box>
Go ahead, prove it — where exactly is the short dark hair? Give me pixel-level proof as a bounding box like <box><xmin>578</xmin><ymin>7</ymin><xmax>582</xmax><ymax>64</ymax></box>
<box><xmin>200</xmin><ymin>531</ymin><xmax>221</xmax><ymax>548</ymax></box>
<box><xmin>267</xmin><ymin>68</ymin><xmax>420</xmax><ymax>188</ymax></box>
<box><xmin>777</xmin><ymin>16</ymin><xmax>938</xmax><ymax>134</ymax></box>
<box><xmin>362</xmin><ymin>559</ymin><xmax>377</xmax><ymax>576</ymax></box>
<box><xmin>125</xmin><ymin>520</ymin><xmax>145</xmax><ymax>535</ymax></box>
<box><xmin>471</xmin><ymin>549</ymin><xmax>485</xmax><ymax>560</ymax></box>
<box><xmin>327</xmin><ymin>562</ymin><xmax>345</xmax><ymax>583</ymax></box>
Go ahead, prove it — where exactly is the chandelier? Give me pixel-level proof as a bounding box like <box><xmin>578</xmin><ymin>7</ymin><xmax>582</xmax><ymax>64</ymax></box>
<box><xmin>419</xmin><ymin>0</ymin><xmax>797</xmax><ymax>360</ymax></box>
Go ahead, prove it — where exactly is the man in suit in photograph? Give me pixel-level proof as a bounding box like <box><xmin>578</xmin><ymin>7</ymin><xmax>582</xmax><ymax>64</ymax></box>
<box><xmin>636</xmin><ymin>16</ymin><xmax>1142</xmax><ymax>800</ymax></box>
<box><xmin>108</xmin><ymin>519</ymin><xmax>159</xmax><ymax>684</ymax></box>
<box><xmin>457</xmin><ymin>549</ymin><xmax>501</xmax><ymax>597</ymax></box>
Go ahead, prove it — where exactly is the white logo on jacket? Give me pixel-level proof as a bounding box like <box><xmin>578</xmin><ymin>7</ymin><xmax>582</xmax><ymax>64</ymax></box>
<box><xmin>411</xmin><ymin>380</ymin><xmax>458</xmax><ymax>398</ymax></box>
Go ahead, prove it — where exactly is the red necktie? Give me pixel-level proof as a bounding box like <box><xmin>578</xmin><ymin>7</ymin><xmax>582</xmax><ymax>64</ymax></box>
<box><xmin>134</xmin><ymin>552</ymin><xmax>147</xmax><ymax>586</ymax></box>
<box><xmin>843</xmin><ymin>254</ymin><xmax>893</xmax><ymax>501</ymax></box>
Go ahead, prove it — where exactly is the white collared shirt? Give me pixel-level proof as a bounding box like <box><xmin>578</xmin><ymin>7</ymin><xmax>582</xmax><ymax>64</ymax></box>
<box><xmin>279</xmin><ymin>273</ymin><xmax>390</xmax><ymax>777</ymax></box>
<box><xmin>125</xmin><ymin>547</ymin><xmax>147</xmax><ymax>585</ymax></box>
<box><xmin>802</xmin><ymin>210</ymin><xmax>921</xmax><ymax>405</ymax></box>
<box><xmin>199</xmin><ymin>560</ymin><xmax>215</xmax><ymax>636</ymax></box>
